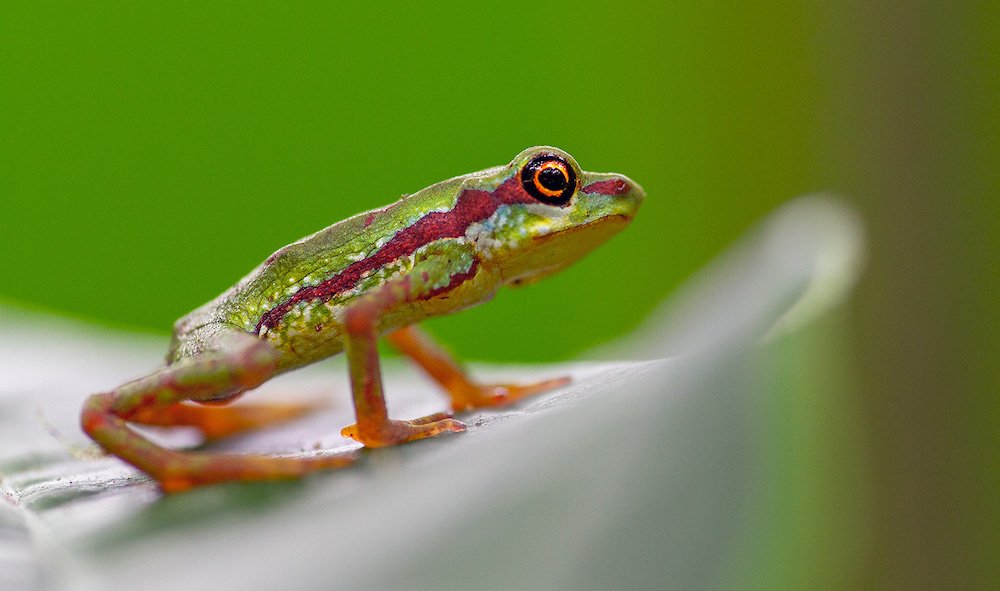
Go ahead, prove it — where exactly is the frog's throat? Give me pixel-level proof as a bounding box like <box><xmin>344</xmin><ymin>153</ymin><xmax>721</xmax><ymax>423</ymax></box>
<box><xmin>255</xmin><ymin>176</ymin><xmax>532</xmax><ymax>334</ymax></box>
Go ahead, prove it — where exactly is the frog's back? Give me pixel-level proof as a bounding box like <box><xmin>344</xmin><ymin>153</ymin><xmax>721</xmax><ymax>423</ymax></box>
<box><xmin>169</xmin><ymin>179</ymin><xmax>469</xmax><ymax>365</ymax></box>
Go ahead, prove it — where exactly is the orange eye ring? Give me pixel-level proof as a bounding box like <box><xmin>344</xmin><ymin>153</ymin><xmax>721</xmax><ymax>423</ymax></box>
<box><xmin>521</xmin><ymin>154</ymin><xmax>577</xmax><ymax>205</ymax></box>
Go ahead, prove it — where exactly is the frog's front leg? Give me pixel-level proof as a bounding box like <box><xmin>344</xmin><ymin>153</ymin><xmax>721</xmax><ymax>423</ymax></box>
<box><xmin>339</xmin><ymin>268</ymin><xmax>469</xmax><ymax>448</ymax></box>
<box><xmin>387</xmin><ymin>325</ymin><xmax>570</xmax><ymax>411</ymax></box>
<box><xmin>81</xmin><ymin>330</ymin><xmax>355</xmax><ymax>493</ymax></box>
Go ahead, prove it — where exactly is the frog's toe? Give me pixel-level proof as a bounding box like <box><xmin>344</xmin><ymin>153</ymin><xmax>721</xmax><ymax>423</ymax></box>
<box><xmin>451</xmin><ymin>376</ymin><xmax>571</xmax><ymax>411</ymax></box>
<box><xmin>341</xmin><ymin>415</ymin><xmax>466</xmax><ymax>448</ymax></box>
<box><xmin>128</xmin><ymin>400</ymin><xmax>328</xmax><ymax>441</ymax></box>
<box><xmin>156</xmin><ymin>450</ymin><xmax>358</xmax><ymax>493</ymax></box>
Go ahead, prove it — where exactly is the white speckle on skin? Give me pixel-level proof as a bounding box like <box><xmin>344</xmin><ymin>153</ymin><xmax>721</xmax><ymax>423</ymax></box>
<box><xmin>523</xmin><ymin>202</ymin><xmax>571</xmax><ymax>219</ymax></box>
<box><xmin>465</xmin><ymin>221</ymin><xmax>507</xmax><ymax>259</ymax></box>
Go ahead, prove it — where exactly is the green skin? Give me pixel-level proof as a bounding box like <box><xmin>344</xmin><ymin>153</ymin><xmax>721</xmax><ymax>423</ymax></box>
<box><xmin>81</xmin><ymin>146</ymin><xmax>644</xmax><ymax>492</ymax></box>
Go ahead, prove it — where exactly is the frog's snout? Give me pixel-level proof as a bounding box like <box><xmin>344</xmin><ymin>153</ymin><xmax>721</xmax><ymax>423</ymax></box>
<box><xmin>582</xmin><ymin>173</ymin><xmax>645</xmax><ymax>218</ymax></box>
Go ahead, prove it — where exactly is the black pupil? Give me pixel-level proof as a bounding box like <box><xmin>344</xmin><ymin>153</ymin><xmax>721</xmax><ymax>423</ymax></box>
<box><xmin>538</xmin><ymin>166</ymin><xmax>567</xmax><ymax>191</ymax></box>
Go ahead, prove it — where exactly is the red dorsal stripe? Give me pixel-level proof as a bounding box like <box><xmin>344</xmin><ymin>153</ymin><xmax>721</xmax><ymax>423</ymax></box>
<box><xmin>256</xmin><ymin>176</ymin><xmax>531</xmax><ymax>333</ymax></box>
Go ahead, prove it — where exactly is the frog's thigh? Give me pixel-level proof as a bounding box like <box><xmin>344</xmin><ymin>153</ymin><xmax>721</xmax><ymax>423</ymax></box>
<box><xmin>126</xmin><ymin>327</ymin><xmax>323</xmax><ymax>440</ymax></box>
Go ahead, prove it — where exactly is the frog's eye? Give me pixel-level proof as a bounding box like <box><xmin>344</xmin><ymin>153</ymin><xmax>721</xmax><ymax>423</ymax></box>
<box><xmin>521</xmin><ymin>155</ymin><xmax>577</xmax><ymax>206</ymax></box>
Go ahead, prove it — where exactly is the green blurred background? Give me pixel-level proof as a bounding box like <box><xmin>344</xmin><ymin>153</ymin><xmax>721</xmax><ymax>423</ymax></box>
<box><xmin>1</xmin><ymin>2</ymin><xmax>995</xmax><ymax>588</ymax></box>
<box><xmin>0</xmin><ymin>2</ymin><xmax>818</xmax><ymax>359</ymax></box>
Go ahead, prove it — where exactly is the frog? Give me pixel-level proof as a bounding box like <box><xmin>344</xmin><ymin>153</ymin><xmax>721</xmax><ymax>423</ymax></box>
<box><xmin>81</xmin><ymin>146</ymin><xmax>644</xmax><ymax>493</ymax></box>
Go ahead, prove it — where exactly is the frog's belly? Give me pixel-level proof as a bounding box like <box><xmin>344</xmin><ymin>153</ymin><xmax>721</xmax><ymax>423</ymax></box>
<box><xmin>266</xmin><ymin>264</ymin><xmax>499</xmax><ymax>371</ymax></box>
<box><xmin>266</xmin><ymin>320</ymin><xmax>347</xmax><ymax>370</ymax></box>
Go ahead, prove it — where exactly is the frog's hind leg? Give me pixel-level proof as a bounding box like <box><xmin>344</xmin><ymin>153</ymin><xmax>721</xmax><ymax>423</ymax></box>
<box><xmin>387</xmin><ymin>325</ymin><xmax>570</xmax><ymax>411</ymax></box>
<box><xmin>81</xmin><ymin>331</ymin><xmax>355</xmax><ymax>493</ymax></box>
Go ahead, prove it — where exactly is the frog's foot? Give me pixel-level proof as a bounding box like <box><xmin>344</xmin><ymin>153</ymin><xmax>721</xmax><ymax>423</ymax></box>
<box><xmin>449</xmin><ymin>376</ymin><xmax>571</xmax><ymax>412</ymax></box>
<box><xmin>128</xmin><ymin>401</ymin><xmax>326</xmax><ymax>441</ymax></box>
<box><xmin>340</xmin><ymin>412</ymin><xmax>466</xmax><ymax>448</ymax></box>
<box><xmin>155</xmin><ymin>449</ymin><xmax>358</xmax><ymax>494</ymax></box>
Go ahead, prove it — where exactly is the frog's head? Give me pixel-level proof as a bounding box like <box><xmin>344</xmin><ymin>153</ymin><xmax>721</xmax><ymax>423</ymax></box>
<box><xmin>462</xmin><ymin>146</ymin><xmax>644</xmax><ymax>287</ymax></box>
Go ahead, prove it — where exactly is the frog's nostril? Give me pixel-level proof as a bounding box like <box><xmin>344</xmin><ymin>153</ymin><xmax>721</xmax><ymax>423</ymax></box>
<box><xmin>583</xmin><ymin>177</ymin><xmax>631</xmax><ymax>196</ymax></box>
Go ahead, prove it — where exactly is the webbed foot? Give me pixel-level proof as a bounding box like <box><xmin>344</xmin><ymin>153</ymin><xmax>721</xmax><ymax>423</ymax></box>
<box><xmin>340</xmin><ymin>412</ymin><xmax>466</xmax><ymax>448</ymax></box>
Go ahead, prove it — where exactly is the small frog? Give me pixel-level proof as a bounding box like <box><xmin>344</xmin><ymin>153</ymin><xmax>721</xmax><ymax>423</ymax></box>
<box><xmin>81</xmin><ymin>146</ymin><xmax>643</xmax><ymax>492</ymax></box>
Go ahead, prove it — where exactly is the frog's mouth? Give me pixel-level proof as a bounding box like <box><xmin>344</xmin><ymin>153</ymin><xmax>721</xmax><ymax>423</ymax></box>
<box><xmin>501</xmin><ymin>214</ymin><xmax>633</xmax><ymax>287</ymax></box>
<box><xmin>537</xmin><ymin>214</ymin><xmax>632</xmax><ymax>243</ymax></box>
<box><xmin>533</xmin><ymin>213</ymin><xmax>633</xmax><ymax>257</ymax></box>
